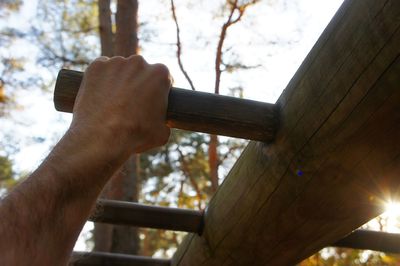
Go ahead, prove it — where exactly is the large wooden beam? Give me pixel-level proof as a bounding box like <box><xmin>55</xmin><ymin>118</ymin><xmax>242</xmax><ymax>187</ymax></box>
<box><xmin>173</xmin><ymin>0</ymin><xmax>400</xmax><ymax>265</ymax></box>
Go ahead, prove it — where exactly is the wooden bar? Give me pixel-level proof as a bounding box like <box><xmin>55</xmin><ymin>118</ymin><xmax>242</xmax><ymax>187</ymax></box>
<box><xmin>54</xmin><ymin>69</ymin><xmax>278</xmax><ymax>142</ymax></box>
<box><xmin>69</xmin><ymin>231</ymin><xmax>400</xmax><ymax>266</ymax></box>
<box><xmin>173</xmin><ymin>0</ymin><xmax>400</xmax><ymax>265</ymax></box>
<box><xmin>333</xmin><ymin>230</ymin><xmax>400</xmax><ymax>254</ymax></box>
<box><xmin>90</xmin><ymin>199</ymin><xmax>203</xmax><ymax>233</ymax></box>
<box><xmin>70</xmin><ymin>252</ymin><xmax>170</xmax><ymax>266</ymax></box>
<box><xmin>90</xmin><ymin>200</ymin><xmax>400</xmax><ymax>254</ymax></box>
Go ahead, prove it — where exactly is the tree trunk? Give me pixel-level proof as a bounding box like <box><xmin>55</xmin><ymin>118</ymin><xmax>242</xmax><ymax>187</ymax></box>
<box><xmin>93</xmin><ymin>0</ymin><xmax>114</xmax><ymax>252</ymax></box>
<box><xmin>115</xmin><ymin>0</ymin><xmax>138</xmax><ymax>57</ymax></box>
<box><xmin>107</xmin><ymin>0</ymin><xmax>140</xmax><ymax>255</ymax></box>
<box><xmin>209</xmin><ymin>134</ymin><xmax>219</xmax><ymax>192</ymax></box>
<box><xmin>94</xmin><ymin>0</ymin><xmax>140</xmax><ymax>255</ymax></box>
<box><xmin>98</xmin><ymin>0</ymin><xmax>113</xmax><ymax>57</ymax></box>
<box><xmin>173</xmin><ymin>0</ymin><xmax>400</xmax><ymax>265</ymax></box>
<box><xmin>108</xmin><ymin>156</ymin><xmax>140</xmax><ymax>254</ymax></box>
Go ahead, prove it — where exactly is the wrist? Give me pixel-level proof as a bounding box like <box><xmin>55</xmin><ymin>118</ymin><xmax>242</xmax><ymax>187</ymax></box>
<box><xmin>47</xmin><ymin>125</ymin><xmax>128</xmax><ymax>191</ymax></box>
<box><xmin>68</xmin><ymin>121</ymin><xmax>131</xmax><ymax>160</ymax></box>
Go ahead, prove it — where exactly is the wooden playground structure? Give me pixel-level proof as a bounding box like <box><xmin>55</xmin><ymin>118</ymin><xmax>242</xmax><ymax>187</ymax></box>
<box><xmin>55</xmin><ymin>0</ymin><xmax>400</xmax><ymax>265</ymax></box>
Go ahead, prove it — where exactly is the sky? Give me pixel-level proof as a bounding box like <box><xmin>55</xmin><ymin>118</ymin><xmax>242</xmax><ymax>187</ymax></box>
<box><xmin>2</xmin><ymin>0</ymin><xmax>345</xmax><ymax>173</ymax></box>
<box><xmin>7</xmin><ymin>0</ymin><xmax>400</xmax><ymax>255</ymax></box>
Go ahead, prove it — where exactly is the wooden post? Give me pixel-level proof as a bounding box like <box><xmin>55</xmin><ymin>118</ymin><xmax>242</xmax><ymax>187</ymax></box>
<box><xmin>172</xmin><ymin>0</ymin><xmax>400</xmax><ymax>265</ymax></box>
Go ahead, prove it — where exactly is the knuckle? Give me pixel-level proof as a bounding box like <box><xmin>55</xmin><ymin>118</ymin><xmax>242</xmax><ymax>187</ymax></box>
<box><xmin>108</xmin><ymin>56</ymin><xmax>126</xmax><ymax>70</ymax></box>
<box><xmin>152</xmin><ymin>63</ymin><xmax>170</xmax><ymax>77</ymax></box>
<box><xmin>128</xmin><ymin>55</ymin><xmax>147</xmax><ymax>69</ymax></box>
<box><xmin>109</xmin><ymin>56</ymin><xmax>125</xmax><ymax>63</ymax></box>
<box><xmin>87</xmin><ymin>59</ymin><xmax>105</xmax><ymax>72</ymax></box>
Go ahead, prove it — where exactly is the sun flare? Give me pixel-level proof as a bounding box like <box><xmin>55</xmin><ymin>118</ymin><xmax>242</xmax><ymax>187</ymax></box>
<box><xmin>384</xmin><ymin>201</ymin><xmax>400</xmax><ymax>218</ymax></box>
<box><xmin>380</xmin><ymin>201</ymin><xmax>400</xmax><ymax>233</ymax></box>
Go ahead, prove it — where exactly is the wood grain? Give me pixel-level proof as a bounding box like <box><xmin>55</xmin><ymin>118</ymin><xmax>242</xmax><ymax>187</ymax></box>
<box><xmin>54</xmin><ymin>69</ymin><xmax>278</xmax><ymax>142</ymax></box>
<box><xmin>173</xmin><ymin>0</ymin><xmax>400</xmax><ymax>265</ymax></box>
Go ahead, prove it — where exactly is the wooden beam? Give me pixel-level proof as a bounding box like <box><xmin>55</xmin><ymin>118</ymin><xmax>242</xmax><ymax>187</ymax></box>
<box><xmin>90</xmin><ymin>199</ymin><xmax>203</xmax><ymax>233</ymax></box>
<box><xmin>70</xmin><ymin>252</ymin><xmax>170</xmax><ymax>266</ymax></box>
<box><xmin>333</xmin><ymin>230</ymin><xmax>400</xmax><ymax>254</ymax></box>
<box><xmin>173</xmin><ymin>0</ymin><xmax>400</xmax><ymax>265</ymax></box>
<box><xmin>53</xmin><ymin>69</ymin><xmax>278</xmax><ymax>142</ymax></box>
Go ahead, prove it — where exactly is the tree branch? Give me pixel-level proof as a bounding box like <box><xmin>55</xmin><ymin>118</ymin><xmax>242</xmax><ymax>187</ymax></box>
<box><xmin>40</xmin><ymin>41</ymin><xmax>89</xmax><ymax>66</ymax></box>
<box><xmin>175</xmin><ymin>146</ymin><xmax>203</xmax><ymax>210</ymax></box>
<box><xmin>170</xmin><ymin>0</ymin><xmax>196</xmax><ymax>91</ymax></box>
<box><xmin>219</xmin><ymin>142</ymin><xmax>244</xmax><ymax>164</ymax></box>
<box><xmin>215</xmin><ymin>0</ymin><xmax>259</xmax><ymax>94</ymax></box>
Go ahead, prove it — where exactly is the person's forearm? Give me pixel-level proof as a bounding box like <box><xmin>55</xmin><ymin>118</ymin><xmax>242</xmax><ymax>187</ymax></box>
<box><xmin>0</xmin><ymin>127</ymin><xmax>126</xmax><ymax>265</ymax></box>
<box><xmin>0</xmin><ymin>55</ymin><xmax>171</xmax><ymax>265</ymax></box>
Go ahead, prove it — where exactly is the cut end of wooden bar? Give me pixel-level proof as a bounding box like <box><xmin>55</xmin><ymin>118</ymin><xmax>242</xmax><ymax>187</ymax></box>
<box><xmin>54</xmin><ymin>69</ymin><xmax>83</xmax><ymax>113</ymax></box>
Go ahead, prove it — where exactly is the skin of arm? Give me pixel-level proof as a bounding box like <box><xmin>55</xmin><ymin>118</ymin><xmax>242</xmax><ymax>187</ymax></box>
<box><xmin>0</xmin><ymin>55</ymin><xmax>171</xmax><ymax>265</ymax></box>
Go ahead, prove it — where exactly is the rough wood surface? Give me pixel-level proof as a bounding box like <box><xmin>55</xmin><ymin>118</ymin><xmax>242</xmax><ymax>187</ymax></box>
<box><xmin>173</xmin><ymin>0</ymin><xmax>400</xmax><ymax>265</ymax></box>
<box><xmin>54</xmin><ymin>69</ymin><xmax>278</xmax><ymax>141</ymax></box>
<box><xmin>90</xmin><ymin>199</ymin><xmax>203</xmax><ymax>233</ymax></box>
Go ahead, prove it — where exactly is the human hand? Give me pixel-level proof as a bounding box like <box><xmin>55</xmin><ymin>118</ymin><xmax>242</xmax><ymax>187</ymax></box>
<box><xmin>69</xmin><ymin>55</ymin><xmax>171</xmax><ymax>158</ymax></box>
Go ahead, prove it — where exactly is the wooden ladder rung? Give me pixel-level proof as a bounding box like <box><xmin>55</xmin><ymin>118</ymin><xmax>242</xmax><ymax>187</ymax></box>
<box><xmin>333</xmin><ymin>230</ymin><xmax>400</xmax><ymax>254</ymax></box>
<box><xmin>90</xmin><ymin>199</ymin><xmax>203</xmax><ymax>233</ymax></box>
<box><xmin>54</xmin><ymin>69</ymin><xmax>278</xmax><ymax>142</ymax></box>
<box><xmin>71</xmin><ymin>252</ymin><xmax>170</xmax><ymax>266</ymax></box>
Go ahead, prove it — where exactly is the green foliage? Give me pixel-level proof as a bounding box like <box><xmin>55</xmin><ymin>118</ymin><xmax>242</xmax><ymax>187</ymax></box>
<box><xmin>301</xmin><ymin>248</ymin><xmax>400</xmax><ymax>266</ymax></box>
<box><xmin>0</xmin><ymin>154</ymin><xmax>19</xmax><ymax>193</ymax></box>
<box><xmin>139</xmin><ymin>228</ymin><xmax>184</xmax><ymax>258</ymax></box>
<box><xmin>0</xmin><ymin>2</ymin><xmax>26</xmax><ymax>113</ymax></box>
<box><xmin>140</xmin><ymin>129</ymin><xmax>245</xmax><ymax>208</ymax></box>
<box><xmin>137</xmin><ymin>129</ymin><xmax>246</xmax><ymax>255</ymax></box>
<box><xmin>140</xmin><ymin>130</ymin><xmax>213</xmax><ymax>209</ymax></box>
<box><xmin>0</xmin><ymin>0</ymin><xmax>98</xmax><ymax>113</ymax></box>
<box><xmin>0</xmin><ymin>155</ymin><xmax>13</xmax><ymax>181</ymax></box>
<box><xmin>35</xmin><ymin>0</ymin><xmax>99</xmax><ymax>69</ymax></box>
<box><xmin>0</xmin><ymin>0</ymin><xmax>23</xmax><ymax>15</ymax></box>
